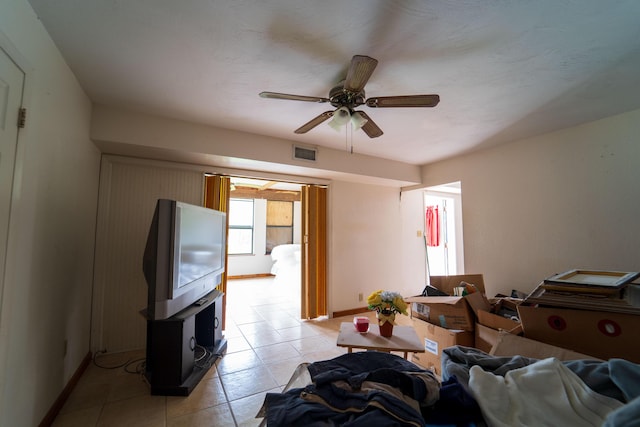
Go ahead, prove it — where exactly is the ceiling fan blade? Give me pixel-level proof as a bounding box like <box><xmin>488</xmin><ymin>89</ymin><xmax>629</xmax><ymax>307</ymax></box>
<box><xmin>353</xmin><ymin>111</ymin><xmax>383</xmax><ymax>138</ymax></box>
<box><xmin>343</xmin><ymin>55</ymin><xmax>378</xmax><ymax>93</ymax></box>
<box><xmin>365</xmin><ymin>94</ymin><xmax>440</xmax><ymax>108</ymax></box>
<box><xmin>294</xmin><ymin>111</ymin><xmax>334</xmax><ymax>134</ymax></box>
<box><xmin>260</xmin><ymin>91</ymin><xmax>330</xmax><ymax>103</ymax></box>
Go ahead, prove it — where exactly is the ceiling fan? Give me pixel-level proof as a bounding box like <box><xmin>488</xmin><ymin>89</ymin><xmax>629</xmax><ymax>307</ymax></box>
<box><xmin>259</xmin><ymin>55</ymin><xmax>440</xmax><ymax>138</ymax></box>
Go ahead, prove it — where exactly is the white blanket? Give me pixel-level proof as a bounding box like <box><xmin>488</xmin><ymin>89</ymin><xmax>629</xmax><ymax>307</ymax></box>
<box><xmin>468</xmin><ymin>357</ymin><xmax>623</xmax><ymax>427</ymax></box>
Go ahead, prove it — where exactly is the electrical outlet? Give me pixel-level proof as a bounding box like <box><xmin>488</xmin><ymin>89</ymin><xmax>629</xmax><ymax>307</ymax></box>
<box><xmin>416</xmin><ymin>230</ymin><xmax>423</xmax><ymax>237</ymax></box>
<box><xmin>358</xmin><ymin>293</ymin><xmax>363</xmax><ymax>302</ymax></box>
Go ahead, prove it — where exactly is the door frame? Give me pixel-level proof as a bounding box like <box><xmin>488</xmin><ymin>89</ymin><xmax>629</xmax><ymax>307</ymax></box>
<box><xmin>0</xmin><ymin>36</ymin><xmax>31</xmax><ymax>310</ymax></box>
<box><xmin>210</xmin><ymin>172</ymin><xmax>329</xmax><ymax>321</ymax></box>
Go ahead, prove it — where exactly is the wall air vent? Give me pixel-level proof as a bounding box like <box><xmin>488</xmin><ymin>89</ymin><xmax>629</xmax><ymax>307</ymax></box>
<box><xmin>293</xmin><ymin>145</ymin><xmax>317</xmax><ymax>162</ymax></box>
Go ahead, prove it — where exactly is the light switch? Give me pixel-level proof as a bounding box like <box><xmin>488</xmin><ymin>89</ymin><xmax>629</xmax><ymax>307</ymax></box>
<box><xmin>416</xmin><ymin>230</ymin><xmax>422</xmax><ymax>237</ymax></box>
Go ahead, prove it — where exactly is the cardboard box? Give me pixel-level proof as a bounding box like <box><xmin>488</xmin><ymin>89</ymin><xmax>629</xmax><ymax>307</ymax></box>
<box><xmin>407</xmin><ymin>274</ymin><xmax>485</xmax><ymax>331</ymax></box>
<box><xmin>409</xmin><ymin>297</ymin><xmax>476</xmax><ymax>331</ymax></box>
<box><xmin>518</xmin><ymin>304</ymin><xmax>640</xmax><ymax>363</ymax></box>
<box><xmin>429</xmin><ymin>274</ymin><xmax>485</xmax><ymax>295</ymax></box>
<box><xmin>490</xmin><ymin>330</ymin><xmax>600</xmax><ymax>360</ymax></box>
<box><xmin>474</xmin><ymin>323</ymin><xmax>500</xmax><ymax>353</ymax></box>
<box><xmin>465</xmin><ymin>292</ymin><xmax>523</xmax><ymax>334</ymax></box>
<box><xmin>410</xmin><ymin>318</ymin><xmax>474</xmax><ymax>376</ymax></box>
<box><xmin>464</xmin><ymin>290</ymin><xmax>492</xmax><ymax>314</ymax></box>
<box><xmin>477</xmin><ymin>309</ymin><xmax>522</xmax><ymax>333</ymax></box>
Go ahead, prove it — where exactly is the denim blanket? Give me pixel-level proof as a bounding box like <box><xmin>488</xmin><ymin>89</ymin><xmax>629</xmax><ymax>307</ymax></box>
<box><xmin>263</xmin><ymin>352</ymin><xmax>440</xmax><ymax>426</ymax></box>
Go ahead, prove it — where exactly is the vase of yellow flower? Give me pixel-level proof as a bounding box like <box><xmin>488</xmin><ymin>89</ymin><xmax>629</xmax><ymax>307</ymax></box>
<box><xmin>377</xmin><ymin>311</ymin><xmax>395</xmax><ymax>337</ymax></box>
<box><xmin>366</xmin><ymin>290</ymin><xmax>408</xmax><ymax>337</ymax></box>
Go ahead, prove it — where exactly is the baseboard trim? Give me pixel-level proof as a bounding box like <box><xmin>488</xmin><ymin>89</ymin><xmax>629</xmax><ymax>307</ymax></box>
<box><xmin>39</xmin><ymin>351</ymin><xmax>92</xmax><ymax>427</ymax></box>
<box><xmin>227</xmin><ymin>273</ymin><xmax>274</xmax><ymax>280</ymax></box>
<box><xmin>332</xmin><ymin>307</ymin><xmax>370</xmax><ymax>318</ymax></box>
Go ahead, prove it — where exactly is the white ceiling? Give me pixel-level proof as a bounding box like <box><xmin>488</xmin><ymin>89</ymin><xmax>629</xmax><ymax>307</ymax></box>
<box><xmin>27</xmin><ymin>0</ymin><xmax>640</xmax><ymax>165</ymax></box>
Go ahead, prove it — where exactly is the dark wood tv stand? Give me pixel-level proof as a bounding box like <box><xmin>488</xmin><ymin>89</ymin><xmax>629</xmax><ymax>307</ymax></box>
<box><xmin>143</xmin><ymin>290</ymin><xmax>227</xmax><ymax>395</ymax></box>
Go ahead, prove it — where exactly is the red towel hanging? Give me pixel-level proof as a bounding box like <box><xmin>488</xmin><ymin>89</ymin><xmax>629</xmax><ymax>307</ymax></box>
<box><xmin>426</xmin><ymin>206</ymin><xmax>440</xmax><ymax>247</ymax></box>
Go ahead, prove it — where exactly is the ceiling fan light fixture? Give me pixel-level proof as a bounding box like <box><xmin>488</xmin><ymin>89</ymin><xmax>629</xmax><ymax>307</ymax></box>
<box><xmin>260</xmin><ymin>55</ymin><xmax>438</xmax><ymax>137</ymax></box>
<box><xmin>328</xmin><ymin>106</ymin><xmax>351</xmax><ymax>131</ymax></box>
<box><xmin>350</xmin><ymin>111</ymin><xmax>368</xmax><ymax>131</ymax></box>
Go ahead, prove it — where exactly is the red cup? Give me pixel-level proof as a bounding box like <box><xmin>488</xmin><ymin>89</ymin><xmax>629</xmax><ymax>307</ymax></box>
<box><xmin>353</xmin><ymin>316</ymin><xmax>369</xmax><ymax>333</ymax></box>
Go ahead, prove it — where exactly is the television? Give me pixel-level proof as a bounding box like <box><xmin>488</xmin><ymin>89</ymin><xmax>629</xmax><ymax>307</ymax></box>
<box><xmin>143</xmin><ymin>199</ymin><xmax>227</xmax><ymax>320</ymax></box>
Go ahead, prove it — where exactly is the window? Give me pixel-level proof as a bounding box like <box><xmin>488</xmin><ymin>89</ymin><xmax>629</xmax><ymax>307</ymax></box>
<box><xmin>228</xmin><ymin>199</ymin><xmax>254</xmax><ymax>254</ymax></box>
<box><xmin>266</xmin><ymin>200</ymin><xmax>293</xmax><ymax>254</ymax></box>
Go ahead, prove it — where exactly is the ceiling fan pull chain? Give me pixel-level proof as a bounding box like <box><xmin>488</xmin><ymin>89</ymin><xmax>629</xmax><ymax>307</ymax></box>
<box><xmin>349</xmin><ymin>124</ymin><xmax>354</xmax><ymax>154</ymax></box>
<box><xmin>345</xmin><ymin>124</ymin><xmax>349</xmax><ymax>153</ymax></box>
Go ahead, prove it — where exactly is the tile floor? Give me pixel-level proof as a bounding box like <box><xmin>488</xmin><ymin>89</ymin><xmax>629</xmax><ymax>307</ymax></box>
<box><xmin>51</xmin><ymin>277</ymin><xmax>375</xmax><ymax>426</ymax></box>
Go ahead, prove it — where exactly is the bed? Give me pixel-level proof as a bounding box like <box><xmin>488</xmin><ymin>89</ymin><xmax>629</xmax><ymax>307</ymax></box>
<box><xmin>270</xmin><ymin>243</ymin><xmax>301</xmax><ymax>287</ymax></box>
<box><xmin>257</xmin><ymin>345</ymin><xmax>640</xmax><ymax>426</ymax></box>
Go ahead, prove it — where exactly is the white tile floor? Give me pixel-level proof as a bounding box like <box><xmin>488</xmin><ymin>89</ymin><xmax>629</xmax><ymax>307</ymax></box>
<box><xmin>51</xmin><ymin>277</ymin><xmax>368</xmax><ymax>426</ymax></box>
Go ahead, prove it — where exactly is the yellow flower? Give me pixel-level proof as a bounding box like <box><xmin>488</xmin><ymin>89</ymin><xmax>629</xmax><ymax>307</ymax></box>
<box><xmin>367</xmin><ymin>290</ymin><xmax>407</xmax><ymax>315</ymax></box>
<box><xmin>367</xmin><ymin>290</ymin><xmax>383</xmax><ymax>307</ymax></box>
<box><xmin>393</xmin><ymin>296</ymin><xmax>408</xmax><ymax>315</ymax></box>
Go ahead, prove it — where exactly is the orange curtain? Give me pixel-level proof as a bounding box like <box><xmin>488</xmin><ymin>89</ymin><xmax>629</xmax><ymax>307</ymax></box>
<box><xmin>204</xmin><ymin>175</ymin><xmax>231</xmax><ymax>329</ymax></box>
<box><xmin>301</xmin><ymin>185</ymin><xmax>327</xmax><ymax>319</ymax></box>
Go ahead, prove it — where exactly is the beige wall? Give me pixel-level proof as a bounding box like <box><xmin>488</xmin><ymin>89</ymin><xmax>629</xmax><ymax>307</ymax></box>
<box><xmin>0</xmin><ymin>1</ymin><xmax>100</xmax><ymax>425</ymax></box>
<box><xmin>399</xmin><ymin>188</ymin><xmax>431</xmax><ymax>296</ymax></box>
<box><xmin>329</xmin><ymin>181</ymin><xmax>407</xmax><ymax>312</ymax></box>
<box><xmin>90</xmin><ymin>104</ymin><xmax>422</xmax><ymax>187</ymax></box>
<box><xmin>327</xmin><ymin>180</ymin><xmax>434</xmax><ymax>311</ymax></box>
<box><xmin>92</xmin><ymin>157</ymin><xmax>204</xmax><ymax>353</ymax></box>
<box><xmin>419</xmin><ymin>108</ymin><xmax>640</xmax><ymax>297</ymax></box>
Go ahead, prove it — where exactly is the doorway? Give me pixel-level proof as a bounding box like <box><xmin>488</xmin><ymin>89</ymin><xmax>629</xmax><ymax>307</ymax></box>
<box><xmin>424</xmin><ymin>182</ymin><xmax>464</xmax><ymax>276</ymax></box>
<box><xmin>206</xmin><ymin>174</ymin><xmax>327</xmax><ymax>326</ymax></box>
<box><xmin>226</xmin><ymin>177</ymin><xmax>303</xmax><ymax>283</ymax></box>
<box><xmin>225</xmin><ymin>177</ymin><xmax>311</xmax><ymax>320</ymax></box>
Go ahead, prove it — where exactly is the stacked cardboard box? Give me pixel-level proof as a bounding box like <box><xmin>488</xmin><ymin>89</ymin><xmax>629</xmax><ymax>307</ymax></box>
<box><xmin>406</xmin><ymin>270</ymin><xmax>640</xmax><ymax>370</ymax></box>
<box><xmin>518</xmin><ymin>304</ymin><xmax>640</xmax><ymax>362</ymax></box>
<box><xmin>406</xmin><ymin>275</ymin><xmax>484</xmax><ymax>375</ymax></box>
<box><xmin>404</xmin><ymin>271</ymin><xmax>640</xmax><ymax>372</ymax></box>
<box><xmin>406</xmin><ymin>274</ymin><xmax>533</xmax><ymax>373</ymax></box>
<box><xmin>518</xmin><ymin>270</ymin><xmax>640</xmax><ymax>362</ymax></box>
<box><xmin>410</xmin><ymin>321</ymin><xmax>473</xmax><ymax>375</ymax></box>
<box><xmin>408</xmin><ymin>274</ymin><xmax>485</xmax><ymax>331</ymax></box>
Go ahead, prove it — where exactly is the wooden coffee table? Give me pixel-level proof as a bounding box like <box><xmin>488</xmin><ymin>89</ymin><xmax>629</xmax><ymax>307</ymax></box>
<box><xmin>336</xmin><ymin>322</ymin><xmax>424</xmax><ymax>359</ymax></box>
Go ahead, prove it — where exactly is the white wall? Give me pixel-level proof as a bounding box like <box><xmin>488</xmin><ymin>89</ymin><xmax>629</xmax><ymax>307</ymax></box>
<box><xmin>0</xmin><ymin>1</ymin><xmax>100</xmax><ymax>425</ymax></box>
<box><xmin>419</xmin><ymin>108</ymin><xmax>640</xmax><ymax>297</ymax></box>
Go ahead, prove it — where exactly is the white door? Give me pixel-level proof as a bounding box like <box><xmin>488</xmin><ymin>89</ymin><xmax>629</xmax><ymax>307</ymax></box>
<box><xmin>0</xmin><ymin>47</ymin><xmax>24</xmax><ymax>312</ymax></box>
